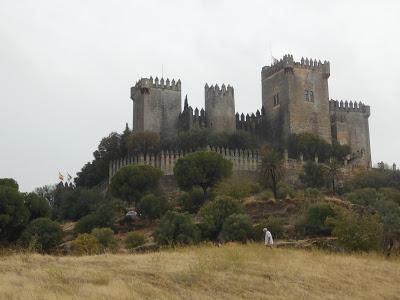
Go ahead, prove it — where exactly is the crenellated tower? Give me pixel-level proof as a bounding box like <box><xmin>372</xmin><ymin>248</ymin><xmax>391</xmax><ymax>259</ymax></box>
<box><xmin>130</xmin><ymin>77</ymin><xmax>181</xmax><ymax>139</ymax></box>
<box><xmin>204</xmin><ymin>83</ymin><xmax>236</xmax><ymax>133</ymax></box>
<box><xmin>330</xmin><ymin>99</ymin><xmax>371</xmax><ymax>167</ymax></box>
<box><xmin>261</xmin><ymin>54</ymin><xmax>332</xmax><ymax>145</ymax></box>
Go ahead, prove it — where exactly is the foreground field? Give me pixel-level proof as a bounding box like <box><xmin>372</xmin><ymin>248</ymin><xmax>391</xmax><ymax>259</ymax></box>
<box><xmin>0</xmin><ymin>244</ymin><xmax>399</xmax><ymax>300</ymax></box>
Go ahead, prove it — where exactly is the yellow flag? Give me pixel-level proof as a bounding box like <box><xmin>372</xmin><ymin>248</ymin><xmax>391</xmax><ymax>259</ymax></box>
<box><xmin>58</xmin><ymin>172</ymin><xmax>64</xmax><ymax>181</ymax></box>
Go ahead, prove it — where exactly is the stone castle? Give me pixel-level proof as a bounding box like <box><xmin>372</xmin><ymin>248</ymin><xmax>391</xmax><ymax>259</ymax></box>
<box><xmin>130</xmin><ymin>54</ymin><xmax>371</xmax><ymax>168</ymax></box>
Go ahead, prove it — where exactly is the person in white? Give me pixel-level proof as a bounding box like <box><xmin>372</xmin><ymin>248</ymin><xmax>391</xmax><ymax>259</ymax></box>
<box><xmin>263</xmin><ymin>228</ymin><xmax>273</xmax><ymax>247</ymax></box>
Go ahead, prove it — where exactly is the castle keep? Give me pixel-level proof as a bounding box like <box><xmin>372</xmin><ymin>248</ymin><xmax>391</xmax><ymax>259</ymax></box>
<box><xmin>130</xmin><ymin>54</ymin><xmax>371</xmax><ymax>168</ymax></box>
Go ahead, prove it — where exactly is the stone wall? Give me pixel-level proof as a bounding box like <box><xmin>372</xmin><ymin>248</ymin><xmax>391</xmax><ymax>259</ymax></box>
<box><xmin>131</xmin><ymin>77</ymin><xmax>181</xmax><ymax>140</ymax></box>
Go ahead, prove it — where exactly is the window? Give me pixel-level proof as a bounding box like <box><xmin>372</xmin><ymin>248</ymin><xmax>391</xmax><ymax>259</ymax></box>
<box><xmin>304</xmin><ymin>90</ymin><xmax>314</xmax><ymax>102</ymax></box>
<box><xmin>273</xmin><ymin>93</ymin><xmax>280</xmax><ymax>107</ymax></box>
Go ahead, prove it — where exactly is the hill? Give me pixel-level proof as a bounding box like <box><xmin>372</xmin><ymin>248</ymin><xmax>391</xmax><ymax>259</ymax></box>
<box><xmin>1</xmin><ymin>244</ymin><xmax>399</xmax><ymax>300</ymax></box>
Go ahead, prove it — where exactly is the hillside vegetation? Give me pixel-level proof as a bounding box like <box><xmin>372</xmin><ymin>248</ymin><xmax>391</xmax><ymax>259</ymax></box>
<box><xmin>1</xmin><ymin>244</ymin><xmax>399</xmax><ymax>300</ymax></box>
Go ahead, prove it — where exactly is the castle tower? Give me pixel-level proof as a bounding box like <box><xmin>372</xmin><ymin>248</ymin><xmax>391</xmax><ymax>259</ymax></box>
<box><xmin>261</xmin><ymin>55</ymin><xmax>332</xmax><ymax>145</ymax></box>
<box><xmin>204</xmin><ymin>83</ymin><xmax>235</xmax><ymax>133</ymax></box>
<box><xmin>130</xmin><ymin>77</ymin><xmax>181</xmax><ymax>140</ymax></box>
<box><xmin>330</xmin><ymin>100</ymin><xmax>371</xmax><ymax>168</ymax></box>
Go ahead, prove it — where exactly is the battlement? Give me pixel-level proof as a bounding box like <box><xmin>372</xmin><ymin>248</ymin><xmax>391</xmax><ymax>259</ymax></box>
<box><xmin>133</xmin><ymin>76</ymin><xmax>181</xmax><ymax>91</ymax></box>
<box><xmin>261</xmin><ymin>54</ymin><xmax>330</xmax><ymax>79</ymax></box>
<box><xmin>205</xmin><ymin>83</ymin><xmax>234</xmax><ymax>97</ymax></box>
<box><xmin>329</xmin><ymin>99</ymin><xmax>370</xmax><ymax>116</ymax></box>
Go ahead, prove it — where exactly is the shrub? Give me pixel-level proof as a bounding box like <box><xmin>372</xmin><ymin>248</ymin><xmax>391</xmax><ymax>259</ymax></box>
<box><xmin>19</xmin><ymin>218</ymin><xmax>63</xmax><ymax>253</ymax></box>
<box><xmin>300</xmin><ymin>162</ymin><xmax>326</xmax><ymax>188</ymax></box>
<box><xmin>301</xmin><ymin>188</ymin><xmax>325</xmax><ymax>203</ymax></box>
<box><xmin>174</xmin><ymin>151</ymin><xmax>232</xmax><ymax>196</ymax></box>
<box><xmin>110</xmin><ymin>165</ymin><xmax>163</xmax><ymax>204</ymax></box>
<box><xmin>378</xmin><ymin>188</ymin><xmax>400</xmax><ymax>206</ymax></box>
<box><xmin>177</xmin><ymin>187</ymin><xmax>205</xmax><ymax>214</ymax></box>
<box><xmin>24</xmin><ymin>193</ymin><xmax>52</xmax><ymax>220</ymax></box>
<box><xmin>256</xmin><ymin>190</ymin><xmax>274</xmax><ymax>202</ymax></box>
<box><xmin>154</xmin><ymin>211</ymin><xmax>200</xmax><ymax>246</ymax></box>
<box><xmin>0</xmin><ymin>185</ymin><xmax>30</xmax><ymax>242</ymax></box>
<box><xmin>298</xmin><ymin>203</ymin><xmax>335</xmax><ymax>236</ymax></box>
<box><xmin>75</xmin><ymin>204</ymin><xmax>116</xmax><ymax>234</ymax></box>
<box><xmin>345</xmin><ymin>188</ymin><xmax>382</xmax><ymax>206</ymax></box>
<box><xmin>214</xmin><ymin>176</ymin><xmax>261</xmax><ymax>200</ymax></box>
<box><xmin>91</xmin><ymin>227</ymin><xmax>117</xmax><ymax>249</ymax></box>
<box><xmin>221</xmin><ymin>214</ymin><xmax>253</xmax><ymax>242</ymax></box>
<box><xmin>264</xmin><ymin>216</ymin><xmax>284</xmax><ymax>239</ymax></box>
<box><xmin>71</xmin><ymin>233</ymin><xmax>101</xmax><ymax>255</ymax></box>
<box><xmin>198</xmin><ymin>196</ymin><xmax>244</xmax><ymax>240</ymax></box>
<box><xmin>276</xmin><ymin>182</ymin><xmax>295</xmax><ymax>199</ymax></box>
<box><xmin>330</xmin><ymin>210</ymin><xmax>383</xmax><ymax>251</ymax></box>
<box><xmin>137</xmin><ymin>194</ymin><xmax>170</xmax><ymax>220</ymax></box>
<box><xmin>125</xmin><ymin>232</ymin><xmax>145</xmax><ymax>249</ymax></box>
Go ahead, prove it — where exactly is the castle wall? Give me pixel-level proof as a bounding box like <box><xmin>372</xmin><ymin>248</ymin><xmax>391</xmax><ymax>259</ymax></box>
<box><xmin>131</xmin><ymin>77</ymin><xmax>181</xmax><ymax>139</ymax></box>
<box><xmin>205</xmin><ymin>84</ymin><xmax>236</xmax><ymax>133</ymax></box>
<box><xmin>330</xmin><ymin>100</ymin><xmax>371</xmax><ymax>167</ymax></box>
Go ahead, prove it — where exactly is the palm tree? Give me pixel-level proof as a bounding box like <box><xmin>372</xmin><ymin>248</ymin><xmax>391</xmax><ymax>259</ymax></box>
<box><xmin>260</xmin><ymin>147</ymin><xmax>283</xmax><ymax>199</ymax></box>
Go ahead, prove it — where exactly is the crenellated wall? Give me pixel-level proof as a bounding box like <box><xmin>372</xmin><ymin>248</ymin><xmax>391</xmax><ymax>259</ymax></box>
<box><xmin>108</xmin><ymin>146</ymin><xmax>260</xmax><ymax>183</ymax></box>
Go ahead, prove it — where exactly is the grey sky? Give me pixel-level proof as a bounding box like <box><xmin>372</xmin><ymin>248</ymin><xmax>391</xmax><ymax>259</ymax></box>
<box><xmin>1</xmin><ymin>0</ymin><xmax>399</xmax><ymax>192</ymax></box>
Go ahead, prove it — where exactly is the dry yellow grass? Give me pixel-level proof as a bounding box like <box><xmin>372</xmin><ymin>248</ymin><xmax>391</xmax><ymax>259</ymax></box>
<box><xmin>0</xmin><ymin>243</ymin><xmax>399</xmax><ymax>300</ymax></box>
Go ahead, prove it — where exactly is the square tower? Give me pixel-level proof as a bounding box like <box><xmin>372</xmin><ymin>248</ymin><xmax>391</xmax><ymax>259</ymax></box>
<box><xmin>261</xmin><ymin>55</ymin><xmax>332</xmax><ymax>145</ymax></box>
<box><xmin>130</xmin><ymin>77</ymin><xmax>181</xmax><ymax>140</ymax></box>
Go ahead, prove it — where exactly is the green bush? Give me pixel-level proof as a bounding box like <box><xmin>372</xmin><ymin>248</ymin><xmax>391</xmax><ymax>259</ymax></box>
<box><xmin>256</xmin><ymin>190</ymin><xmax>274</xmax><ymax>201</ymax></box>
<box><xmin>297</xmin><ymin>203</ymin><xmax>335</xmax><ymax>236</ymax></box>
<box><xmin>276</xmin><ymin>182</ymin><xmax>295</xmax><ymax>199</ymax></box>
<box><xmin>345</xmin><ymin>188</ymin><xmax>382</xmax><ymax>206</ymax></box>
<box><xmin>379</xmin><ymin>188</ymin><xmax>400</xmax><ymax>206</ymax></box>
<box><xmin>221</xmin><ymin>214</ymin><xmax>253</xmax><ymax>242</ymax></box>
<box><xmin>0</xmin><ymin>185</ymin><xmax>30</xmax><ymax>242</ymax></box>
<box><xmin>24</xmin><ymin>193</ymin><xmax>52</xmax><ymax>221</ymax></box>
<box><xmin>300</xmin><ymin>162</ymin><xmax>326</xmax><ymax>188</ymax></box>
<box><xmin>19</xmin><ymin>218</ymin><xmax>63</xmax><ymax>253</ymax></box>
<box><xmin>71</xmin><ymin>233</ymin><xmax>101</xmax><ymax>255</ymax></box>
<box><xmin>301</xmin><ymin>188</ymin><xmax>325</xmax><ymax>203</ymax></box>
<box><xmin>75</xmin><ymin>204</ymin><xmax>116</xmax><ymax>234</ymax></box>
<box><xmin>154</xmin><ymin>211</ymin><xmax>200</xmax><ymax>246</ymax></box>
<box><xmin>330</xmin><ymin>210</ymin><xmax>383</xmax><ymax>251</ymax></box>
<box><xmin>125</xmin><ymin>232</ymin><xmax>145</xmax><ymax>249</ymax></box>
<box><xmin>137</xmin><ymin>194</ymin><xmax>170</xmax><ymax>220</ymax></box>
<box><xmin>110</xmin><ymin>165</ymin><xmax>163</xmax><ymax>204</ymax></box>
<box><xmin>198</xmin><ymin>196</ymin><xmax>244</xmax><ymax>240</ymax></box>
<box><xmin>264</xmin><ymin>216</ymin><xmax>284</xmax><ymax>239</ymax></box>
<box><xmin>177</xmin><ymin>187</ymin><xmax>205</xmax><ymax>213</ymax></box>
<box><xmin>214</xmin><ymin>176</ymin><xmax>261</xmax><ymax>200</ymax></box>
<box><xmin>351</xmin><ymin>169</ymin><xmax>400</xmax><ymax>190</ymax></box>
<box><xmin>91</xmin><ymin>227</ymin><xmax>117</xmax><ymax>249</ymax></box>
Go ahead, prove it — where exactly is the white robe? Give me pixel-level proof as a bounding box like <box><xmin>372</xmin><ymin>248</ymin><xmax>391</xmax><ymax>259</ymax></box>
<box><xmin>263</xmin><ymin>228</ymin><xmax>273</xmax><ymax>245</ymax></box>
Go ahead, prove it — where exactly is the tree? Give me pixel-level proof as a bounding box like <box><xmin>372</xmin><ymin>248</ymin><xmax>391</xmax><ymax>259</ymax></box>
<box><xmin>198</xmin><ymin>196</ymin><xmax>244</xmax><ymax>240</ymax></box>
<box><xmin>136</xmin><ymin>194</ymin><xmax>170</xmax><ymax>220</ymax></box>
<box><xmin>298</xmin><ymin>203</ymin><xmax>336</xmax><ymax>236</ymax></box>
<box><xmin>110</xmin><ymin>165</ymin><xmax>163</xmax><ymax>204</ymax></box>
<box><xmin>125</xmin><ymin>232</ymin><xmax>145</xmax><ymax>249</ymax></box>
<box><xmin>19</xmin><ymin>218</ymin><xmax>63</xmax><ymax>253</ymax></box>
<box><xmin>34</xmin><ymin>185</ymin><xmax>57</xmax><ymax>207</ymax></box>
<box><xmin>324</xmin><ymin>159</ymin><xmax>342</xmax><ymax>194</ymax></box>
<box><xmin>24</xmin><ymin>193</ymin><xmax>52</xmax><ymax>221</ymax></box>
<box><xmin>177</xmin><ymin>129</ymin><xmax>209</xmax><ymax>151</ymax></box>
<box><xmin>177</xmin><ymin>187</ymin><xmax>207</xmax><ymax>213</ymax></box>
<box><xmin>125</xmin><ymin>131</ymin><xmax>160</xmax><ymax>156</ymax></box>
<box><xmin>287</xmin><ymin>133</ymin><xmax>331</xmax><ymax>162</ymax></box>
<box><xmin>91</xmin><ymin>227</ymin><xmax>117</xmax><ymax>249</ymax></box>
<box><xmin>221</xmin><ymin>213</ymin><xmax>253</xmax><ymax>243</ymax></box>
<box><xmin>0</xmin><ymin>185</ymin><xmax>30</xmax><ymax>243</ymax></box>
<box><xmin>75</xmin><ymin>204</ymin><xmax>116</xmax><ymax>234</ymax></box>
<box><xmin>173</xmin><ymin>151</ymin><xmax>232</xmax><ymax>197</ymax></box>
<box><xmin>154</xmin><ymin>211</ymin><xmax>200</xmax><ymax>245</ymax></box>
<box><xmin>0</xmin><ymin>178</ymin><xmax>19</xmax><ymax>191</ymax></box>
<box><xmin>300</xmin><ymin>162</ymin><xmax>326</xmax><ymax>188</ymax></box>
<box><xmin>260</xmin><ymin>147</ymin><xmax>283</xmax><ymax>199</ymax></box>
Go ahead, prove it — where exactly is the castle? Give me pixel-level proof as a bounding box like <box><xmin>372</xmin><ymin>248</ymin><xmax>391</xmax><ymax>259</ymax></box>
<box><xmin>130</xmin><ymin>54</ymin><xmax>371</xmax><ymax>168</ymax></box>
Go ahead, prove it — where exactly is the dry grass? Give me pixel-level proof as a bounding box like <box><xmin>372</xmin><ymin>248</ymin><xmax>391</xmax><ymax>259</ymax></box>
<box><xmin>0</xmin><ymin>243</ymin><xmax>399</xmax><ymax>299</ymax></box>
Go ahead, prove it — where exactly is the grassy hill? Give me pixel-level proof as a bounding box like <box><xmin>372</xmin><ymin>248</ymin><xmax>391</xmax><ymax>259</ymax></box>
<box><xmin>1</xmin><ymin>244</ymin><xmax>399</xmax><ymax>300</ymax></box>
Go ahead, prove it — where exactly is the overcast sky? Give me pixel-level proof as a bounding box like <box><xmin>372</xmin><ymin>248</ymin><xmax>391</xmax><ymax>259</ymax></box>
<box><xmin>1</xmin><ymin>0</ymin><xmax>399</xmax><ymax>192</ymax></box>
